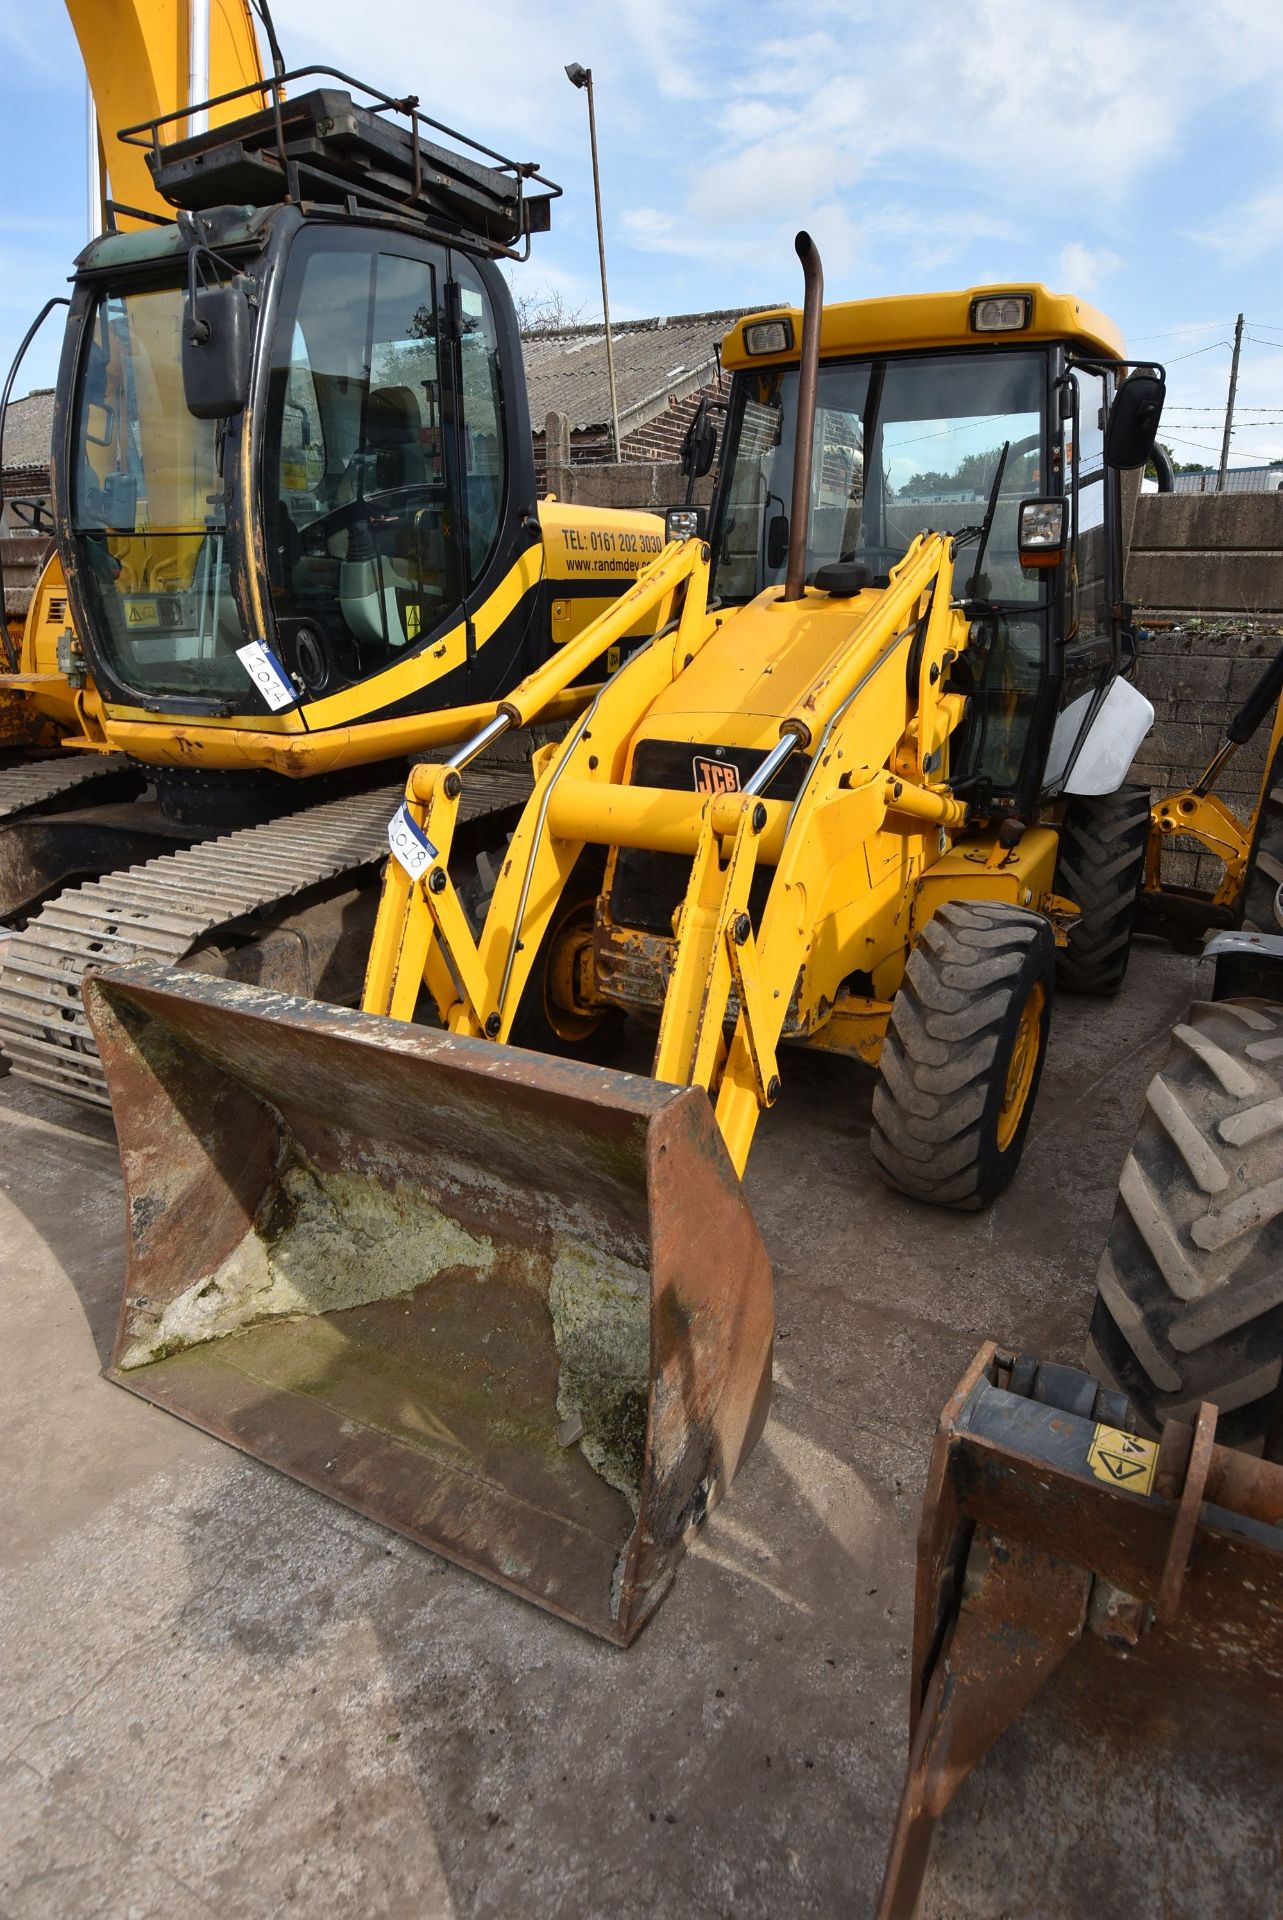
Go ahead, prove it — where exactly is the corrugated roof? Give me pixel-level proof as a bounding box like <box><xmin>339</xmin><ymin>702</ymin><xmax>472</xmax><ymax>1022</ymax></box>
<box><xmin>1170</xmin><ymin>465</ymin><xmax>1283</xmax><ymax>495</ymax></box>
<box><xmin>1</xmin><ymin>389</ymin><xmax>55</xmax><ymax>478</ymax></box>
<box><xmin>522</xmin><ymin>309</ymin><xmax>765</xmax><ymax>434</ymax></box>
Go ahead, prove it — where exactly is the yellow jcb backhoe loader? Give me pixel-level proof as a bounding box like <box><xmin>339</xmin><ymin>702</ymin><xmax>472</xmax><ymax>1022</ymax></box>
<box><xmin>83</xmin><ymin>237</ymin><xmax>1171</xmax><ymax>1641</ymax></box>
<box><xmin>0</xmin><ymin>9</ymin><xmax>673</xmax><ymax>1106</ymax></box>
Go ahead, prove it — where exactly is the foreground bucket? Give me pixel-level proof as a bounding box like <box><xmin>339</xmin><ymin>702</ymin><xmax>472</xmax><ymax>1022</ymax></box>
<box><xmin>878</xmin><ymin>1346</ymin><xmax>1283</xmax><ymax>1919</ymax></box>
<box><xmin>84</xmin><ymin>965</ymin><xmax>774</xmax><ymax>1644</ymax></box>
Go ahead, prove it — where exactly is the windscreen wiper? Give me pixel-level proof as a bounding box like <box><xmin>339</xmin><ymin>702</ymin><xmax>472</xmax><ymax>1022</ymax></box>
<box><xmin>955</xmin><ymin>438</ymin><xmax>1010</xmax><ymax>600</ymax></box>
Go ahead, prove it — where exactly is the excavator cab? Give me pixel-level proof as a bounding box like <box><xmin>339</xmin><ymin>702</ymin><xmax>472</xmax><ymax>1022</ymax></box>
<box><xmin>56</xmin><ymin>79</ymin><xmax>556</xmax><ymax>727</ymax></box>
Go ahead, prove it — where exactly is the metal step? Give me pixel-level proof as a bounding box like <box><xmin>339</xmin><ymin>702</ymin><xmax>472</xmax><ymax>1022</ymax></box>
<box><xmin>0</xmin><ymin>769</ymin><xmax>531</xmax><ymax>1109</ymax></box>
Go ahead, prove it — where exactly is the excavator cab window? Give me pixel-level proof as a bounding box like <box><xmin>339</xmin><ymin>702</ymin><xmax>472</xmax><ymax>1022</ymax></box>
<box><xmin>451</xmin><ymin>256</ymin><xmax>508</xmax><ymax>586</ymax></box>
<box><xmin>70</xmin><ymin>281</ymin><xmax>249</xmax><ymax>697</ymax></box>
<box><xmin>262</xmin><ymin>236</ymin><xmax>461</xmax><ymax>688</ymax></box>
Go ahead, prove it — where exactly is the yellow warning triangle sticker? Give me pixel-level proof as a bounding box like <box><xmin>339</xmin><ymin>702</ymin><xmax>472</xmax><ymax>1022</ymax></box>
<box><xmin>1087</xmin><ymin>1422</ymin><xmax>1158</xmax><ymax>1495</ymax></box>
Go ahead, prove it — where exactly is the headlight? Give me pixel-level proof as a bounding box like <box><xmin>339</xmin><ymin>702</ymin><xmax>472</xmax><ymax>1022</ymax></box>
<box><xmin>743</xmin><ymin>318</ymin><xmax>793</xmax><ymax>355</ymax></box>
<box><xmin>1017</xmin><ymin>496</ymin><xmax>1068</xmax><ymax>567</ymax></box>
<box><xmin>665</xmin><ymin>508</ymin><xmax>701</xmax><ymax>542</ymax></box>
<box><xmin>971</xmin><ymin>294</ymin><xmax>1032</xmax><ymax>333</ymax></box>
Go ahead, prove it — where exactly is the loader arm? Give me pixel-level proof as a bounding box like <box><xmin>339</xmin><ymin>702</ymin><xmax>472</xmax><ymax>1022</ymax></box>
<box><xmin>366</xmin><ymin>528</ymin><xmax>973</xmax><ymax>1177</ymax></box>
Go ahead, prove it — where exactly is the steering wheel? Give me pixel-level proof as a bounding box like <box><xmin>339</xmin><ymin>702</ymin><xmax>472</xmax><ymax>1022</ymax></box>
<box><xmin>297</xmin><ymin>484</ymin><xmax>448</xmax><ymax>556</ymax></box>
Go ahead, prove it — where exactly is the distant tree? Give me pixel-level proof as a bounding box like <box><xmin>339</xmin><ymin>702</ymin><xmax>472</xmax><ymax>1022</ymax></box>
<box><xmin>901</xmin><ymin>443</ymin><xmax>1037</xmax><ymax>497</ymax></box>
<box><xmin>1145</xmin><ymin>441</ymin><xmax>1205</xmax><ymax>479</ymax></box>
<box><xmin>506</xmin><ymin>281</ymin><xmax>588</xmax><ymax>335</ymax></box>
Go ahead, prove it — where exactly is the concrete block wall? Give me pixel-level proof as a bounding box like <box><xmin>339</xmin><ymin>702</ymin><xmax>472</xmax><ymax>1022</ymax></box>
<box><xmin>1125</xmin><ymin>489</ymin><xmax>1283</xmax><ymax>889</ymax></box>
<box><xmin>542</xmin><ymin>413</ymin><xmax>714</xmax><ymax>512</ymax></box>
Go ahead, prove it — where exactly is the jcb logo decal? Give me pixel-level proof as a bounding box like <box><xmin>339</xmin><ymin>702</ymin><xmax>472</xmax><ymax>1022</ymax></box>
<box><xmin>693</xmin><ymin>756</ymin><xmax>740</xmax><ymax>795</ymax></box>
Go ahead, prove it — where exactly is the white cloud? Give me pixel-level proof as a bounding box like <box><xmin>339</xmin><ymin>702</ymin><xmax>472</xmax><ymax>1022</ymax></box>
<box><xmin>1056</xmin><ymin>242</ymin><xmax>1124</xmax><ymax>297</ymax></box>
<box><xmin>1189</xmin><ymin>181</ymin><xmax>1283</xmax><ymax>264</ymax></box>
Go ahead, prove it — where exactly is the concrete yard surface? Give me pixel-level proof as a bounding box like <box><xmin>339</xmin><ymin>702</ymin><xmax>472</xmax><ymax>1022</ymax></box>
<box><xmin>1</xmin><ymin>944</ymin><xmax>1205</xmax><ymax>1920</ymax></box>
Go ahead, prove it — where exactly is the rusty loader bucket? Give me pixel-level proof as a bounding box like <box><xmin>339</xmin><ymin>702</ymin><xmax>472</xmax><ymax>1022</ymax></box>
<box><xmin>83</xmin><ymin>965</ymin><xmax>773</xmax><ymax>1644</ymax></box>
<box><xmin>877</xmin><ymin>1345</ymin><xmax>1283</xmax><ymax>1919</ymax></box>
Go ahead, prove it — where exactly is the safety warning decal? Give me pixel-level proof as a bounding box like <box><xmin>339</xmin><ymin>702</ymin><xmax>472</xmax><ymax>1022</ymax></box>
<box><xmin>1086</xmin><ymin>1423</ymin><xmax>1158</xmax><ymax>1496</ymax></box>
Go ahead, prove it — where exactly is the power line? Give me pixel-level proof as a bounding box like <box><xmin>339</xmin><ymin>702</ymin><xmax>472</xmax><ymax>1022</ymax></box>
<box><xmin>1165</xmin><ymin>339</ymin><xmax>1234</xmax><ymax>363</ymax></box>
<box><xmin>1129</xmin><ymin>320</ymin><xmax>1235</xmax><ymax>342</ymax></box>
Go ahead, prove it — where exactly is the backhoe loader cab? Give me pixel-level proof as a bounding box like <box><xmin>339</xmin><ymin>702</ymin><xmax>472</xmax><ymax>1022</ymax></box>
<box><xmin>705</xmin><ymin>285</ymin><xmax>1151</xmax><ymax>821</ymax></box>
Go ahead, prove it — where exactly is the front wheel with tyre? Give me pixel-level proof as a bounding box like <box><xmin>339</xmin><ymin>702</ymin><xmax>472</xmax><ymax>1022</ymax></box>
<box><xmin>1054</xmin><ymin>784</ymin><xmax>1150</xmax><ymax>995</ymax></box>
<box><xmin>871</xmin><ymin>900</ymin><xmax>1055</xmax><ymax>1211</ymax></box>
<box><xmin>508</xmin><ymin>852</ymin><xmax>625</xmax><ymax>1065</ymax></box>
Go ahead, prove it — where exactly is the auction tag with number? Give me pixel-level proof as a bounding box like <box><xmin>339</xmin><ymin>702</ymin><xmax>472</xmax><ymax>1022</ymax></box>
<box><xmin>235</xmin><ymin>640</ymin><xmax>297</xmax><ymax>712</ymax></box>
<box><xmin>387</xmin><ymin>803</ymin><xmax>439</xmax><ymax>882</ymax></box>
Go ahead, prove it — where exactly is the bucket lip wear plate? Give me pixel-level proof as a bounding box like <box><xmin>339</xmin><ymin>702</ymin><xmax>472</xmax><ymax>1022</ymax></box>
<box><xmin>87</xmin><ymin>963</ymin><xmax>775</xmax><ymax>1646</ymax></box>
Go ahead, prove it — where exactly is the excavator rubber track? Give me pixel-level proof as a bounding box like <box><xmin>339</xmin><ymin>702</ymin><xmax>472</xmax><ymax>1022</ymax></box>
<box><xmin>0</xmin><ymin>769</ymin><xmax>532</xmax><ymax>1108</ymax></box>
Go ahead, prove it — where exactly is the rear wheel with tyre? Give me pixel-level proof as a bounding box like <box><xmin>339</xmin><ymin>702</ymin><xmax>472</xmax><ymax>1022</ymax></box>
<box><xmin>1086</xmin><ymin>996</ymin><xmax>1283</xmax><ymax>1458</ymax></box>
<box><xmin>871</xmin><ymin>900</ymin><xmax>1056</xmax><ymax>1210</ymax></box>
<box><xmin>1054</xmin><ymin>784</ymin><xmax>1150</xmax><ymax>995</ymax></box>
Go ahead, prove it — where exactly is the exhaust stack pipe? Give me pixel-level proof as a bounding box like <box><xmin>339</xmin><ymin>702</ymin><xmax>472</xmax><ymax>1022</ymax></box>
<box><xmin>784</xmin><ymin>230</ymin><xmax>824</xmax><ymax>603</ymax></box>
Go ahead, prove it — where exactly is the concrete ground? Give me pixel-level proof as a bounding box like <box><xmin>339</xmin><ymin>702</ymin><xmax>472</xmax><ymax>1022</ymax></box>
<box><xmin>1</xmin><ymin>942</ymin><xmax>1205</xmax><ymax>1920</ymax></box>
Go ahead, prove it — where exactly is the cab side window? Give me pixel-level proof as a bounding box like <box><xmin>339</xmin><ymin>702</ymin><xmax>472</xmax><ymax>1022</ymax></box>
<box><xmin>1072</xmin><ymin>368</ymin><xmax>1108</xmax><ymax>634</ymax></box>
<box><xmin>449</xmin><ymin>257</ymin><xmax>508</xmax><ymax>586</ymax></box>
<box><xmin>264</xmin><ymin>240</ymin><xmax>459</xmax><ymax>692</ymax></box>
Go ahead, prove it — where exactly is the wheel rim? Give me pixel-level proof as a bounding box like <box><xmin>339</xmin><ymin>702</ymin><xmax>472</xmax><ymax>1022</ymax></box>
<box><xmin>544</xmin><ymin>900</ymin><xmax>606</xmax><ymax>1043</ymax></box>
<box><xmin>996</xmin><ymin>980</ymin><xmax>1045</xmax><ymax>1151</ymax></box>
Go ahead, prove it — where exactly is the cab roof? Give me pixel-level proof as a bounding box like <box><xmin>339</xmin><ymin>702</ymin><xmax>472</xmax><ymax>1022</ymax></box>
<box><xmin>720</xmin><ymin>284</ymin><xmax>1125</xmax><ymax>369</ymax></box>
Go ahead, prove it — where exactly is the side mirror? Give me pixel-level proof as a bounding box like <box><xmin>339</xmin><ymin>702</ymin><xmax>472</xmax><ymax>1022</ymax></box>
<box><xmin>182</xmin><ymin>279</ymin><xmax>252</xmax><ymax>421</ymax></box>
<box><xmin>1104</xmin><ymin>369</ymin><xmax>1165</xmax><ymax>471</ymax></box>
<box><xmin>680</xmin><ymin>409</ymin><xmax>718</xmax><ymax>481</ymax></box>
<box><xmin>766</xmin><ymin>512</ymin><xmax>789</xmax><ymax>571</ymax></box>
<box><xmin>1018</xmin><ymin>496</ymin><xmax>1068</xmax><ymax>569</ymax></box>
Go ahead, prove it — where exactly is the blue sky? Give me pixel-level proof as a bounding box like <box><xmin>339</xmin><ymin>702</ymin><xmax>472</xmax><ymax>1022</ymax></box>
<box><xmin>3</xmin><ymin>0</ymin><xmax>1282</xmax><ymax>467</ymax></box>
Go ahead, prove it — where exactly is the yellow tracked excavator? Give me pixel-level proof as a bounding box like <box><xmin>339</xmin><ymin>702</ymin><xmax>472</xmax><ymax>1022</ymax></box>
<box><xmin>0</xmin><ymin>2</ymin><xmax>674</xmax><ymax>1104</ymax></box>
<box><xmin>82</xmin><ymin>235</ymin><xmax>1179</xmax><ymax>1640</ymax></box>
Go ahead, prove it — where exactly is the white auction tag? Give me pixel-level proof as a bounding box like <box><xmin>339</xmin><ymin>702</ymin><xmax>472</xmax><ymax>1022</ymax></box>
<box><xmin>235</xmin><ymin>640</ymin><xmax>297</xmax><ymax>712</ymax></box>
<box><xmin>387</xmin><ymin>802</ymin><xmax>439</xmax><ymax>881</ymax></box>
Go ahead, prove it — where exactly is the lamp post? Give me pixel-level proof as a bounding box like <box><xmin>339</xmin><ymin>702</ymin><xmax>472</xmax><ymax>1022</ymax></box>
<box><xmin>565</xmin><ymin>61</ymin><xmax>622</xmax><ymax>463</ymax></box>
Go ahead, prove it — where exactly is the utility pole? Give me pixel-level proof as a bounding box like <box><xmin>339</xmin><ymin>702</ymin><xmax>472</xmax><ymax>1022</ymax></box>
<box><xmin>565</xmin><ymin>62</ymin><xmax>622</xmax><ymax>463</ymax></box>
<box><xmin>1217</xmin><ymin>312</ymin><xmax>1244</xmax><ymax>493</ymax></box>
